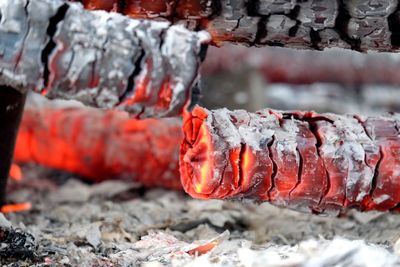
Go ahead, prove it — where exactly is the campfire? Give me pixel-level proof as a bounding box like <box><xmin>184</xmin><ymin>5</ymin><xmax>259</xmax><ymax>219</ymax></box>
<box><xmin>1</xmin><ymin>0</ymin><xmax>400</xmax><ymax>266</ymax></box>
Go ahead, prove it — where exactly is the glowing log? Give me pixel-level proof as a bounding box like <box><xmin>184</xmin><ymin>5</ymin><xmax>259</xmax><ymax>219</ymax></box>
<box><xmin>180</xmin><ymin>106</ymin><xmax>400</xmax><ymax>214</ymax></box>
<box><xmin>14</xmin><ymin>103</ymin><xmax>182</xmax><ymax>190</ymax></box>
<box><xmin>0</xmin><ymin>0</ymin><xmax>209</xmax><ymax>118</ymax></box>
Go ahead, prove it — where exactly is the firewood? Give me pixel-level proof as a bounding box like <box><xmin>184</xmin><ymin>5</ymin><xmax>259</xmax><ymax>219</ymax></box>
<box><xmin>181</xmin><ymin>106</ymin><xmax>400</xmax><ymax>215</ymax></box>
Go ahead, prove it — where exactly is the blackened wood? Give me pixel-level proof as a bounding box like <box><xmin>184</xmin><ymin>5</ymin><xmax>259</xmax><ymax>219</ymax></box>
<box><xmin>0</xmin><ymin>87</ymin><xmax>26</xmax><ymax>206</ymax></box>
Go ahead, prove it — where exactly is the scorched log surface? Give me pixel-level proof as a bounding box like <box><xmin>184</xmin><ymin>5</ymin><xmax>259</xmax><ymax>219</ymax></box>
<box><xmin>180</xmin><ymin>106</ymin><xmax>400</xmax><ymax>215</ymax></box>
<box><xmin>0</xmin><ymin>0</ymin><xmax>209</xmax><ymax>118</ymax></box>
<box><xmin>14</xmin><ymin>102</ymin><xmax>182</xmax><ymax>190</ymax></box>
<box><xmin>81</xmin><ymin>0</ymin><xmax>400</xmax><ymax>52</ymax></box>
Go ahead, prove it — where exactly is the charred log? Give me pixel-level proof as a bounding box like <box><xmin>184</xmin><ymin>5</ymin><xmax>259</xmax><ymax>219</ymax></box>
<box><xmin>202</xmin><ymin>45</ymin><xmax>400</xmax><ymax>86</ymax></box>
<box><xmin>80</xmin><ymin>0</ymin><xmax>400</xmax><ymax>52</ymax></box>
<box><xmin>180</xmin><ymin>106</ymin><xmax>400</xmax><ymax>215</ymax></box>
<box><xmin>0</xmin><ymin>0</ymin><xmax>209</xmax><ymax>118</ymax></box>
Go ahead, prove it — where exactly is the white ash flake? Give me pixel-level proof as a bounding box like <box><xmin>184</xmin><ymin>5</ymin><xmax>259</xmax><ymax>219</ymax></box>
<box><xmin>275</xmin><ymin>118</ymin><xmax>299</xmax><ymax>160</ymax></box>
<box><xmin>335</xmin><ymin>115</ymin><xmax>375</xmax><ymax>202</ymax></box>
<box><xmin>374</xmin><ymin>194</ymin><xmax>391</xmax><ymax>204</ymax></box>
<box><xmin>209</xmin><ymin>108</ymin><xmax>278</xmax><ymax>151</ymax></box>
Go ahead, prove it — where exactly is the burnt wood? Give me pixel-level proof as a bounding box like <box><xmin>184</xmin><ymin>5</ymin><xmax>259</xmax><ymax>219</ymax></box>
<box><xmin>0</xmin><ymin>87</ymin><xmax>26</xmax><ymax>206</ymax></box>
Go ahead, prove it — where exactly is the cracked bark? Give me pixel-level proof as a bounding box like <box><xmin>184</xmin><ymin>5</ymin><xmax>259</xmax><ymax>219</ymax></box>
<box><xmin>80</xmin><ymin>0</ymin><xmax>400</xmax><ymax>52</ymax></box>
<box><xmin>0</xmin><ymin>0</ymin><xmax>209</xmax><ymax>118</ymax></box>
<box><xmin>180</xmin><ymin>106</ymin><xmax>400</xmax><ymax>215</ymax></box>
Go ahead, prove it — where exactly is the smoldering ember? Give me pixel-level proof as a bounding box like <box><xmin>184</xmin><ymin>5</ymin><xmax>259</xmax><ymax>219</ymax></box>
<box><xmin>3</xmin><ymin>0</ymin><xmax>400</xmax><ymax>266</ymax></box>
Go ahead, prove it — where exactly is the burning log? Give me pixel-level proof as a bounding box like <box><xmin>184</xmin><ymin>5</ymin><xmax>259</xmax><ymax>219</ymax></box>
<box><xmin>80</xmin><ymin>0</ymin><xmax>400</xmax><ymax>52</ymax></box>
<box><xmin>14</xmin><ymin>98</ymin><xmax>182</xmax><ymax>190</ymax></box>
<box><xmin>202</xmin><ymin>45</ymin><xmax>400</xmax><ymax>86</ymax></box>
<box><xmin>0</xmin><ymin>0</ymin><xmax>209</xmax><ymax>118</ymax></box>
<box><xmin>180</xmin><ymin>106</ymin><xmax>400</xmax><ymax>215</ymax></box>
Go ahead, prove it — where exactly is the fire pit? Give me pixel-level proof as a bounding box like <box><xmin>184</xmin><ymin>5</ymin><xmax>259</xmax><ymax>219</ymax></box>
<box><xmin>2</xmin><ymin>0</ymin><xmax>400</xmax><ymax>266</ymax></box>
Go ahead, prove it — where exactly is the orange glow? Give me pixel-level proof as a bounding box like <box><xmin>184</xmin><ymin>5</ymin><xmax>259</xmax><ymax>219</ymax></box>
<box><xmin>205</xmin><ymin>25</ymin><xmax>225</xmax><ymax>47</ymax></box>
<box><xmin>156</xmin><ymin>79</ymin><xmax>173</xmax><ymax>109</ymax></box>
<box><xmin>194</xmin><ymin>123</ymin><xmax>212</xmax><ymax>194</ymax></box>
<box><xmin>241</xmin><ymin>145</ymin><xmax>255</xmax><ymax>192</ymax></box>
<box><xmin>181</xmin><ymin>107</ymin><xmax>220</xmax><ymax>197</ymax></box>
<box><xmin>40</xmin><ymin>88</ymin><xmax>49</xmax><ymax>96</ymax></box>
<box><xmin>187</xmin><ymin>240</ymin><xmax>219</xmax><ymax>255</ymax></box>
<box><xmin>190</xmin><ymin>107</ymin><xmax>209</xmax><ymax>142</ymax></box>
<box><xmin>9</xmin><ymin>164</ymin><xmax>23</xmax><ymax>181</ymax></box>
<box><xmin>83</xmin><ymin>0</ymin><xmax>118</xmax><ymax>11</ymax></box>
<box><xmin>176</xmin><ymin>0</ymin><xmax>203</xmax><ymax>18</ymax></box>
<box><xmin>124</xmin><ymin>0</ymin><xmax>170</xmax><ymax>18</ymax></box>
<box><xmin>1</xmin><ymin>202</ymin><xmax>32</xmax><ymax>213</ymax></box>
<box><xmin>229</xmin><ymin>148</ymin><xmax>241</xmax><ymax>189</ymax></box>
<box><xmin>120</xmin><ymin>76</ymin><xmax>150</xmax><ymax>106</ymax></box>
<box><xmin>15</xmin><ymin>106</ymin><xmax>183</xmax><ymax>190</ymax></box>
